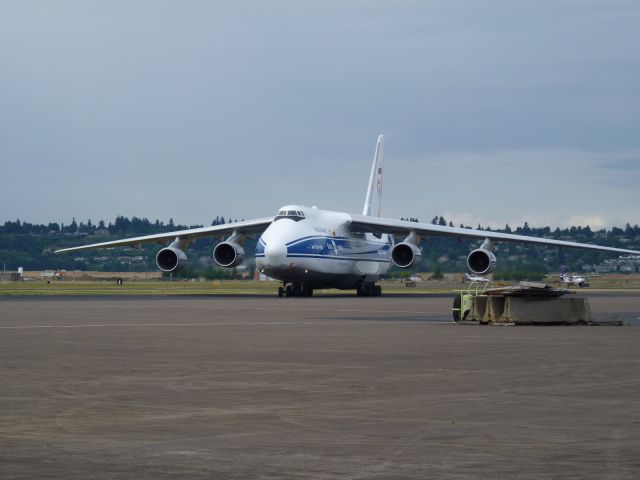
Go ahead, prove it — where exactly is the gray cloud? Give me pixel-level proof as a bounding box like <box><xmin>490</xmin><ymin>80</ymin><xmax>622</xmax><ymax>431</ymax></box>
<box><xmin>1</xmin><ymin>1</ymin><xmax>638</xmax><ymax>227</ymax></box>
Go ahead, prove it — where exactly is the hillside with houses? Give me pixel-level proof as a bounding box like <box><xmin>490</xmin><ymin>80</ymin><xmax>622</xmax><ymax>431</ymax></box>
<box><xmin>1</xmin><ymin>215</ymin><xmax>639</xmax><ymax>276</ymax></box>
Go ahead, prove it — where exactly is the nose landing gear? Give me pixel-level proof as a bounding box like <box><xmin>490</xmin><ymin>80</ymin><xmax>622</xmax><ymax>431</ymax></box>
<box><xmin>278</xmin><ymin>283</ymin><xmax>313</xmax><ymax>298</ymax></box>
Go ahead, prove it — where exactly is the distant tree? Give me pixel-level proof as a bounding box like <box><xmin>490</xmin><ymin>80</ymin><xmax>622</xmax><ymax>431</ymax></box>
<box><xmin>67</xmin><ymin>217</ymin><xmax>78</xmax><ymax>233</ymax></box>
<box><xmin>430</xmin><ymin>266</ymin><xmax>444</xmax><ymax>280</ymax></box>
<box><xmin>112</xmin><ymin>215</ymin><xmax>131</xmax><ymax>234</ymax></box>
<box><xmin>3</xmin><ymin>220</ymin><xmax>22</xmax><ymax>234</ymax></box>
<box><xmin>522</xmin><ymin>222</ymin><xmax>531</xmax><ymax>234</ymax></box>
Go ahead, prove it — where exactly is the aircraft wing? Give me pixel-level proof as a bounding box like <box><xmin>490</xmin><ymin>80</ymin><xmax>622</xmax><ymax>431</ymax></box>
<box><xmin>54</xmin><ymin>217</ymin><xmax>273</xmax><ymax>254</ymax></box>
<box><xmin>348</xmin><ymin>215</ymin><xmax>640</xmax><ymax>255</ymax></box>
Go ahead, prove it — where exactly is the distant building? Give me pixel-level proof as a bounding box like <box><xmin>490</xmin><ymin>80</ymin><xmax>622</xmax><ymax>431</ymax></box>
<box><xmin>0</xmin><ymin>272</ymin><xmax>21</xmax><ymax>281</ymax></box>
<box><xmin>594</xmin><ymin>255</ymin><xmax>640</xmax><ymax>273</ymax></box>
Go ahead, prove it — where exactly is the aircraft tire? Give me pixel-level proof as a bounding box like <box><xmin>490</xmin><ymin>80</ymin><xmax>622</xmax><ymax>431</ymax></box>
<box><xmin>285</xmin><ymin>285</ymin><xmax>293</xmax><ymax>297</ymax></box>
<box><xmin>357</xmin><ymin>283</ymin><xmax>379</xmax><ymax>297</ymax></box>
<box><xmin>278</xmin><ymin>286</ymin><xmax>284</xmax><ymax>298</ymax></box>
<box><xmin>452</xmin><ymin>294</ymin><xmax>462</xmax><ymax>322</ymax></box>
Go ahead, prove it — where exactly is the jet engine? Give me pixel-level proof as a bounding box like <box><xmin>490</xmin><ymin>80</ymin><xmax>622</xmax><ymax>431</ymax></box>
<box><xmin>213</xmin><ymin>242</ymin><xmax>245</xmax><ymax>268</ymax></box>
<box><xmin>156</xmin><ymin>247</ymin><xmax>188</xmax><ymax>273</ymax></box>
<box><xmin>391</xmin><ymin>242</ymin><xmax>422</xmax><ymax>268</ymax></box>
<box><xmin>467</xmin><ymin>249</ymin><xmax>497</xmax><ymax>275</ymax></box>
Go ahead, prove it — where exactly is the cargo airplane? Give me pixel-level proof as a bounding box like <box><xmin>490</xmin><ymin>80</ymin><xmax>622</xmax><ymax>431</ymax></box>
<box><xmin>557</xmin><ymin>273</ymin><xmax>599</xmax><ymax>288</ymax></box>
<box><xmin>55</xmin><ymin>136</ymin><xmax>640</xmax><ymax>297</ymax></box>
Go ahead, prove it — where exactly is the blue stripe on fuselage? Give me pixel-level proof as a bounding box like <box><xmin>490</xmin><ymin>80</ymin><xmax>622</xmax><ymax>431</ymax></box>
<box><xmin>287</xmin><ymin>254</ymin><xmax>390</xmax><ymax>263</ymax></box>
<box><xmin>255</xmin><ymin>253</ymin><xmax>390</xmax><ymax>263</ymax></box>
<box><xmin>285</xmin><ymin>235</ymin><xmax>388</xmax><ymax>247</ymax></box>
<box><xmin>279</xmin><ymin>236</ymin><xmax>390</xmax><ymax>255</ymax></box>
<box><xmin>256</xmin><ymin>234</ymin><xmax>391</xmax><ymax>262</ymax></box>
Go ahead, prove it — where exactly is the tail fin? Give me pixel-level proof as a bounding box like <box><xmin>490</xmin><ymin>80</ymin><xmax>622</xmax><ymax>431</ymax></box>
<box><xmin>362</xmin><ymin>135</ymin><xmax>384</xmax><ymax>217</ymax></box>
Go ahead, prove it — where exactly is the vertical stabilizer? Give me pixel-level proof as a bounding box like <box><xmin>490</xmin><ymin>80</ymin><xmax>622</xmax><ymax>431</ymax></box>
<box><xmin>362</xmin><ymin>135</ymin><xmax>384</xmax><ymax>217</ymax></box>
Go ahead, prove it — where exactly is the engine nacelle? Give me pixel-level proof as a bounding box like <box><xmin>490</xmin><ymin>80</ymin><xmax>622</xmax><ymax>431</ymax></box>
<box><xmin>391</xmin><ymin>242</ymin><xmax>422</xmax><ymax>268</ymax></box>
<box><xmin>467</xmin><ymin>249</ymin><xmax>497</xmax><ymax>275</ymax></box>
<box><xmin>213</xmin><ymin>242</ymin><xmax>245</xmax><ymax>268</ymax></box>
<box><xmin>156</xmin><ymin>247</ymin><xmax>188</xmax><ymax>273</ymax></box>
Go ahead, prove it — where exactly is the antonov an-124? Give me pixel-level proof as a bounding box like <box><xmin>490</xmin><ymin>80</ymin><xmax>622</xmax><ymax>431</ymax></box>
<box><xmin>55</xmin><ymin>136</ymin><xmax>640</xmax><ymax>297</ymax></box>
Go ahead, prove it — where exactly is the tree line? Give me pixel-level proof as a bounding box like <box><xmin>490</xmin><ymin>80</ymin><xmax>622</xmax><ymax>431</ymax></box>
<box><xmin>0</xmin><ymin>215</ymin><xmax>238</xmax><ymax>236</ymax></box>
<box><xmin>1</xmin><ymin>215</ymin><xmax>638</xmax><ymax>273</ymax></box>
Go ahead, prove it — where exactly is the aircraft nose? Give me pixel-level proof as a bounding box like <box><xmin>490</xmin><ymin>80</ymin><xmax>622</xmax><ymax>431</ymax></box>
<box><xmin>264</xmin><ymin>241</ymin><xmax>287</xmax><ymax>264</ymax></box>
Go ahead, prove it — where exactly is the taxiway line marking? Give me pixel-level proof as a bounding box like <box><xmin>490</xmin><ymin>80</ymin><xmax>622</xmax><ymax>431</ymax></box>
<box><xmin>0</xmin><ymin>321</ymin><xmax>450</xmax><ymax>330</ymax></box>
<box><xmin>0</xmin><ymin>322</ymin><xmax>296</xmax><ymax>329</ymax></box>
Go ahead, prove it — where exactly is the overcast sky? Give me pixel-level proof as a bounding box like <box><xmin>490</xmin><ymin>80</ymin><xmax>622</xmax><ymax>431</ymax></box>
<box><xmin>1</xmin><ymin>0</ymin><xmax>639</xmax><ymax>229</ymax></box>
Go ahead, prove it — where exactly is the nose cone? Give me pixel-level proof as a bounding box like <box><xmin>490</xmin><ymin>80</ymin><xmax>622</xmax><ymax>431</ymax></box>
<box><xmin>264</xmin><ymin>241</ymin><xmax>287</xmax><ymax>265</ymax></box>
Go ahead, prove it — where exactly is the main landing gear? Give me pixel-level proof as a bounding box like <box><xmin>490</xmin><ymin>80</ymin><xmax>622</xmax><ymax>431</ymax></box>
<box><xmin>278</xmin><ymin>283</ymin><xmax>313</xmax><ymax>298</ymax></box>
<box><xmin>357</xmin><ymin>282</ymin><xmax>382</xmax><ymax>297</ymax></box>
<box><xmin>276</xmin><ymin>282</ymin><xmax>382</xmax><ymax>298</ymax></box>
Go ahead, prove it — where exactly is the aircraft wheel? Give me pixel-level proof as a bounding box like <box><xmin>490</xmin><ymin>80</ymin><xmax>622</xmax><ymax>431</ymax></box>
<box><xmin>293</xmin><ymin>284</ymin><xmax>302</xmax><ymax>297</ymax></box>
<box><xmin>278</xmin><ymin>286</ymin><xmax>284</xmax><ymax>298</ymax></box>
<box><xmin>285</xmin><ymin>285</ymin><xmax>293</xmax><ymax>297</ymax></box>
<box><xmin>302</xmin><ymin>284</ymin><xmax>313</xmax><ymax>297</ymax></box>
<box><xmin>358</xmin><ymin>283</ymin><xmax>378</xmax><ymax>297</ymax></box>
<box><xmin>452</xmin><ymin>294</ymin><xmax>462</xmax><ymax>322</ymax></box>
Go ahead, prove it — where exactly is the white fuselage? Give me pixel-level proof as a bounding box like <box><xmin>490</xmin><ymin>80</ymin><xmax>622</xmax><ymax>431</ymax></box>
<box><xmin>255</xmin><ymin>205</ymin><xmax>393</xmax><ymax>289</ymax></box>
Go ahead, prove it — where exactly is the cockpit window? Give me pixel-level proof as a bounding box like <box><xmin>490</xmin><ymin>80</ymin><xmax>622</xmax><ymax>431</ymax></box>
<box><xmin>274</xmin><ymin>209</ymin><xmax>305</xmax><ymax>222</ymax></box>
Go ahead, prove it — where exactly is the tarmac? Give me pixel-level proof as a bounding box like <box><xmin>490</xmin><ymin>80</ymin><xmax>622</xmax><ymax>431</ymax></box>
<box><xmin>1</xmin><ymin>293</ymin><xmax>639</xmax><ymax>479</ymax></box>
